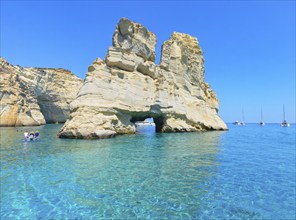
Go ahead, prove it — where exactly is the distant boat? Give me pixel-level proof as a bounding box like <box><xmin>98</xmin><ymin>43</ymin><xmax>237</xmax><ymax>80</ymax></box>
<box><xmin>233</xmin><ymin>107</ymin><xmax>246</xmax><ymax>125</ymax></box>
<box><xmin>259</xmin><ymin>121</ymin><xmax>265</xmax><ymax>126</ymax></box>
<box><xmin>232</xmin><ymin>121</ymin><xmax>245</xmax><ymax>126</ymax></box>
<box><xmin>240</xmin><ymin>108</ymin><xmax>246</xmax><ymax>126</ymax></box>
<box><xmin>259</xmin><ymin>106</ymin><xmax>265</xmax><ymax>126</ymax></box>
<box><xmin>233</xmin><ymin>120</ymin><xmax>241</xmax><ymax>125</ymax></box>
<box><xmin>135</xmin><ymin>118</ymin><xmax>156</xmax><ymax>128</ymax></box>
<box><xmin>281</xmin><ymin>105</ymin><xmax>290</xmax><ymax>127</ymax></box>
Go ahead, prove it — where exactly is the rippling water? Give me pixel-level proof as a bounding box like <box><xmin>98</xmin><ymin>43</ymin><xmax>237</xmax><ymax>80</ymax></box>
<box><xmin>0</xmin><ymin>124</ymin><xmax>295</xmax><ymax>219</ymax></box>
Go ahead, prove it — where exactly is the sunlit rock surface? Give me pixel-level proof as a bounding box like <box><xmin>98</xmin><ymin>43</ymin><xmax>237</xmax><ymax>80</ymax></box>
<box><xmin>59</xmin><ymin>18</ymin><xmax>227</xmax><ymax>139</ymax></box>
<box><xmin>0</xmin><ymin>58</ymin><xmax>83</xmax><ymax>126</ymax></box>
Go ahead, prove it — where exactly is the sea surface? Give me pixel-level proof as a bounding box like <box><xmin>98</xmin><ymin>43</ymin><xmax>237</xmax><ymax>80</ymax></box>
<box><xmin>0</xmin><ymin>124</ymin><xmax>295</xmax><ymax>219</ymax></box>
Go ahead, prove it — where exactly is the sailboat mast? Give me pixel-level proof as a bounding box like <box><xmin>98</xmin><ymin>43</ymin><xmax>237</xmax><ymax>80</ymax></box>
<box><xmin>283</xmin><ymin>104</ymin><xmax>286</xmax><ymax>121</ymax></box>
<box><xmin>261</xmin><ymin>106</ymin><xmax>263</xmax><ymax>121</ymax></box>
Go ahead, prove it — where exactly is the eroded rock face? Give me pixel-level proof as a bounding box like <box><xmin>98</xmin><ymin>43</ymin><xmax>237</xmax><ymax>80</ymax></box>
<box><xmin>112</xmin><ymin>18</ymin><xmax>157</xmax><ymax>62</ymax></box>
<box><xmin>58</xmin><ymin>18</ymin><xmax>227</xmax><ymax>139</ymax></box>
<box><xmin>0</xmin><ymin>58</ymin><xmax>83</xmax><ymax>126</ymax></box>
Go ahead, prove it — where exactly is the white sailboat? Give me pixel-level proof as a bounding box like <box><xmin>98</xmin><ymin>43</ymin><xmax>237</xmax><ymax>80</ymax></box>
<box><xmin>233</xmin><ymin>120</ymin><xmax>241</xmax><ymax>125</ymax></box>
<box><xmin>233</xmin><ymin>108</ymin><xmax>246</xmax><ymax>125</ymax></box>
<box><xmin>240</xmin><ymin>108</ymin><xmax>246</xmax><ymax>126</ymax></box>
<box><xmin>281</xmin><ymin>105</ymin><xmax>290</xmax><ymax>127</ymax></box>
<box><xmin>259</xmin><ymin>106</ymin><xmax>265</xmax><ymax>126</ymax></box>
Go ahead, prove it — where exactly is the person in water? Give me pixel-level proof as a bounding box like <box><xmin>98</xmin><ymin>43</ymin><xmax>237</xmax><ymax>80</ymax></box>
<box><xmin>34</xmin><ymin>131</ymin><xmax>39</xmax><ymax>139</ymax></box>
<box><xmin>29</xmin><ymin>132</ymin><xmax>35</xmax><ymax>140</ymax></box>
<box><xmin>24</xmin><ymin>131</ymin><xmax>29</xmax><ymax>139</ymax></box>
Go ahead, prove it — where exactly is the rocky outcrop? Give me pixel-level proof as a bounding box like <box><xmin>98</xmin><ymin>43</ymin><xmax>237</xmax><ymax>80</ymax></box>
<box><xmin>0</xmin><ymin>58</ymin><xmax>83</xmax><ymax>126</ymax></box>
<box><xmin>58</xmin><ymin>18</ymin><xmax>227</xmax><ymax>139</ymax></box>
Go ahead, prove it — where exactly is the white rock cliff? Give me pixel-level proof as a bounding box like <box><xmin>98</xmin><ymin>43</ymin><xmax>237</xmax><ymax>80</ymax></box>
<box><xmin>58</xmin><ymin>18</ymin><xmax>227</xmax><ymax>139</ymax></box>
<box><xmin>0</xmin><ymin>58</ymin><xmax>83</xmax><ymax>126</ymax></box>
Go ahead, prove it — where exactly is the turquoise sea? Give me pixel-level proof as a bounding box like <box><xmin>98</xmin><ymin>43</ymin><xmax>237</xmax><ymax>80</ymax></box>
<box><xmin>0</xmin><ymin>124</ymin><xmax>295</xmax><ymax>219</ymax></box>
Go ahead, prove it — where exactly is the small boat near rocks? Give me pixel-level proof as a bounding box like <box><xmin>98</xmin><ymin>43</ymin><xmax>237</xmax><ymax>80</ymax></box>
<box><xmin>135</xmin><ymin>118</ymin><xmax>156</xmax><ymax>128</ymax></box>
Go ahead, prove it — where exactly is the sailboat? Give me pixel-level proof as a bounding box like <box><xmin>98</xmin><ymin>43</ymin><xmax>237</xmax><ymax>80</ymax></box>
<box><xmin>240</xmin><ymin>108</ymin><xmax>246</xmax><ymax>126</ymax></box>
<box><xmin>233</xmin><ymin>108</ymin><xmax>246</xmax><ymax>125</ymax></box>
<box><xmin>281</xmin><ymin>104</ymin><xmax>290</xmax><ymax>127</ymax></box>
<box><xmin>259</xmin><ymin>106</ymin><xmax>265</xmax><ymax>126</ymax></box>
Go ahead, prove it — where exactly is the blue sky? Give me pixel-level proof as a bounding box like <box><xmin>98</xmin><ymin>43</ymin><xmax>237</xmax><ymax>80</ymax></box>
<box><xmin>1</xmin><ymin>1</ymin><xmax>295</xmax><ymax>123</ymax></box>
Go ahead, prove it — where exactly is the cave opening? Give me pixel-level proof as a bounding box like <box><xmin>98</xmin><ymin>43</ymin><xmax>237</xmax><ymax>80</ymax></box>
<box><xmin>36</xmin><ymin>95</ymin><xmax>67</xmax><ymax>124</ymax></box>
<box><xmin>130</xmin><ymin>115</ymin><xmax>164</xmax><ymax>133</ymax></box>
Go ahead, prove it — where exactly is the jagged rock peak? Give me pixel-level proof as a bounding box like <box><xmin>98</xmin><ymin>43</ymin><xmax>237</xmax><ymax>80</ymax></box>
<box><xmin>112</xmin><ymin>18</ymin><xmax>157</xmax><ymax>62</ymax></box>
<box><xmin>0</xmin><ymin>57</ymin><xmax>83</xmax><ymax>126</ymax></box>
<box><xmin>160</xmin><ymin>32</ymin><xmax>204</xmax><ymax>84</ymax></box>
<box><xmin>170</xmin><ymin>32</ymin><xmax>202</xmax><ymax>52</ymax></box>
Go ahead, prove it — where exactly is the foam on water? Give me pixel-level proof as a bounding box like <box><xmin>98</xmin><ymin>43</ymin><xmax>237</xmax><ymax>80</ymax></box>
<box><xmin>0</xmin><ymin>124</ymin><xmax>295</xmax><ymax>219</ymax></box>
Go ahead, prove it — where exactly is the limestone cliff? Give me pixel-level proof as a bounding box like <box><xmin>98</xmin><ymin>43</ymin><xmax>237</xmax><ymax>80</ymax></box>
<box><xmin>58</xmin><ymin>18</ymin><xmax>227</xmax><ymax>139</ymax></box>
<box><xmin>0</xmin><ymin>58</ymin><xmax>83</xmax><ymax>126</ymax></box>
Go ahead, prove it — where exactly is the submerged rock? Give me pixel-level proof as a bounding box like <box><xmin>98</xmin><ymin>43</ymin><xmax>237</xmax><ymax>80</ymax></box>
<box><xmin>58</xmin><ymin>18</ymin><xmax>227</xmax><ymax>139</ymax></box>
<box><xmin>0</xmin><ymin>58</ymin><xmax>83</xmax><ymax>126</ymax></box>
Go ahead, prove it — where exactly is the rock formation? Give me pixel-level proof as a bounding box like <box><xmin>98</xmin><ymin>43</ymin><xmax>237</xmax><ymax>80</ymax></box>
<box><xmin>58</xmin><ymin>18</ymin><xmax>227</xmax><ymax>139</ymax></box>
<box><xmin>0</xmin><ymin>58</ymin><xmax>83</xmax><ymax>126</ymax></box>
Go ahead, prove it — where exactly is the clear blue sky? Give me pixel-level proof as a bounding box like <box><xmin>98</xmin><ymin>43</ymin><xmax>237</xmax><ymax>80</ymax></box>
<box><xmin>1</xmin><ymin>1</ymin><xmax>295</xmax><ymax>123</ymax></box>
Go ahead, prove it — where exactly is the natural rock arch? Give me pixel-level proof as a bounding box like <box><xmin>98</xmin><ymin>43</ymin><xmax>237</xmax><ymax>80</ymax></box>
<box><xmin>58</xmin><ymin>18</ymin><xmax>227</xmax><ymax>139</ymax></box>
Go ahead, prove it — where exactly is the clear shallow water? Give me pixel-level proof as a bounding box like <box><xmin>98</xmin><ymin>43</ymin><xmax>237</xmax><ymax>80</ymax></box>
<box><xmin>0</xmin><ymin>124</ymin><xmax>295</xmax><ymax>219</ymax></box>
